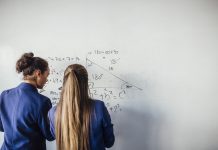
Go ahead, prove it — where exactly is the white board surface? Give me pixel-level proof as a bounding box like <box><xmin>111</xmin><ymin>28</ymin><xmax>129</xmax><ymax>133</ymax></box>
<box><xmin>0</xmin><ymin>1</ymin><xmax>218</xmax><ymax>150</ymax></box>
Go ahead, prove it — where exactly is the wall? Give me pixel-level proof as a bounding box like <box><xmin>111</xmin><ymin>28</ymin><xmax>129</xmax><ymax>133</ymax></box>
<box><xmin>0</xmin><ymin>0</ymin><xmax>218</xmax><ymax>150</ymax></box>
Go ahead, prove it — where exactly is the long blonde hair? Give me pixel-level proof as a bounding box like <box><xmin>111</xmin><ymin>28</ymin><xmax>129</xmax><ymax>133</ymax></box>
<box><xmin>55</xmin><ymin>64</ymin><xmax>92</xmax><ymax>150</ymax></box>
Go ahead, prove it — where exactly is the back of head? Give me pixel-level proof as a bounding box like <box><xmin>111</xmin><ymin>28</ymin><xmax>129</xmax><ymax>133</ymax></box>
<box><xmin>16</xmin><ymin>52</ymin><xmax>48</xmax><ymax>79</ymax></box>
<box><xmin>55</xmin><ymin>64</ymin><xmax>91</xmax><ymax>150</ymax></box>
<box><xmin>64</xmin><ymin>64</ymin><xmax>88</xmax><ymax>94</ymax></box>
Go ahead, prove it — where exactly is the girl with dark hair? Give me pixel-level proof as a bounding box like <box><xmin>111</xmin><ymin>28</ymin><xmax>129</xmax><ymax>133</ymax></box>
<box><xmin>48</xmin><ymin>64</ymin><xmax>115</xmax><ymax>150</ymax></box>
<box><xmin>0</xmin><ymin>52</ymin><xmax>54</xmax><ymax>150</ymax></box>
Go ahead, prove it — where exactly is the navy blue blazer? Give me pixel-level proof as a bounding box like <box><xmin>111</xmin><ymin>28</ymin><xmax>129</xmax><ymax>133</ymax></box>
<box><xmin>48</xmin><ymin>100</ymin><xmax>115</xmax><ymax>150</ymax></box>
<box><xmin>0</xmin><ymin>82</ymin><xmax>54</xmax><ymax>150</ymax></box>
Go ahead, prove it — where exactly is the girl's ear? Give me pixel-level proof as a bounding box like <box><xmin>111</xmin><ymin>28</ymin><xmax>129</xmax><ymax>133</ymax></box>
<box><xmin>34</xmin><ymin>69</ymin><xmax>42</xmax><ymax>78</ymax></box>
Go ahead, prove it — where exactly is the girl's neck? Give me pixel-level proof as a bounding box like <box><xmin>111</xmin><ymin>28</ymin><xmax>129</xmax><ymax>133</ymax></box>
<box><xmin>24</xmin><ymin>80</ymin><xmax>37</xmax><ymax>88</ymax></box>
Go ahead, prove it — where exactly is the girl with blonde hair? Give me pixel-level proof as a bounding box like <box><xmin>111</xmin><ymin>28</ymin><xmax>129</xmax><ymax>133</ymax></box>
<box><xmin>48</xmin><ymin>64</ymin><xmax>115</xmax><ymax>150</ymax></box>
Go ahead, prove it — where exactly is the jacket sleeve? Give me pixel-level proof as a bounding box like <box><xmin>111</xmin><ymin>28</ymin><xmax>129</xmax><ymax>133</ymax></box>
<box><xmin>0</xmin><ymin>92</ymin><xmax>4</xmax><ymax>132</ymax></box>
<box><xmin>38</xmin><ymin>98</ymin><xmax>55</xmax><ymax>141</ymax></box>
<box><xmin>0</xmin><ymin>117</ymin><xmax>3</xmax><ymax>132</ymax></box>
<box><xmin>47</xmin><ymin>107</ymin><xmax>56</xmax><ymax>139</ymax></box>
<box><xmin>102</xmin><ymin>103</ymin><xmax>115</xmax><ymax>148</ymax></box>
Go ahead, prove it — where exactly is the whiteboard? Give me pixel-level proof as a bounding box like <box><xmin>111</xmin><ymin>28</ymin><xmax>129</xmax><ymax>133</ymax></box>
<box><xmin>0</xmin><ymin>1</ymin><xmax>218</xmax><ymax>150</ymax></box>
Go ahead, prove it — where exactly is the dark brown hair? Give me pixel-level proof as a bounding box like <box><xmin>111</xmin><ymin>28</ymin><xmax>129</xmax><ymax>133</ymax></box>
<box><xmin>16</xmin><ymin>52</ymin><xmax>48</xmax><ymax>77</ymax></box>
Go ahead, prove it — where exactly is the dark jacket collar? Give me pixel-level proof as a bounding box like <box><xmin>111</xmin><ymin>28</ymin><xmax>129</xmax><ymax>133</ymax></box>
<box><xmin>18</xmin><ymin>82</ymin><xmax>38</xmax><ymax>92</ymax></box>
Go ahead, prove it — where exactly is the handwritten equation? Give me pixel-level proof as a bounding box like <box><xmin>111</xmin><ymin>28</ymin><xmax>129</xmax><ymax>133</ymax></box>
<box><xmin>41</xmin><ymin>50</ymin><xmax>142</xmax><ymax>113</ymax></box>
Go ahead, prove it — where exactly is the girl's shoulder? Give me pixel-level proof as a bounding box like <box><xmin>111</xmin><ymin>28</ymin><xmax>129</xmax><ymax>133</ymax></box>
<box><xmin>91</xmin><ymin>99</ymin><xmax>105</xmax><ymax>108</ymax></box>
<box><xmin>49</xmin><ymin>105</ymin><xmax>57</xmax><ymax>115</ymax></box>
<box><xmin>91</xmin><ymin>99</ymin><xmax>108</xmax><ymax>115</ymax></box>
